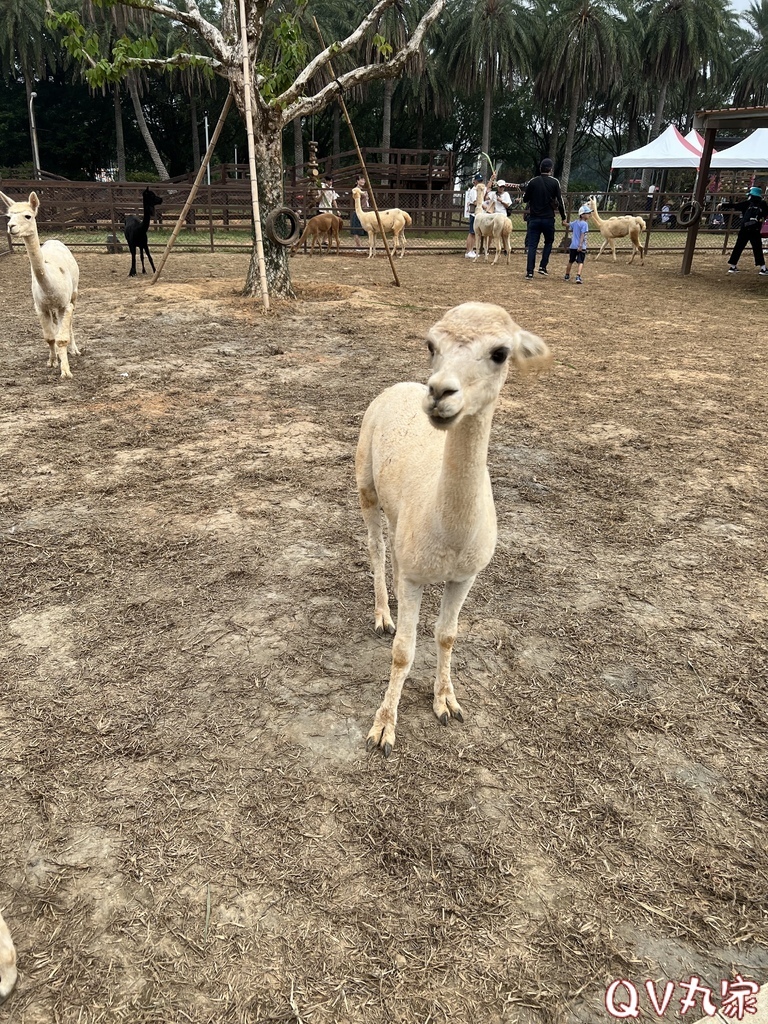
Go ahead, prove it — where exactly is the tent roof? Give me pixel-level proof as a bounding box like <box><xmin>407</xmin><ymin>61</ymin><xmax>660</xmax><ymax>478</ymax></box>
<box><xmin>710</xmin><ymin>128</ymin><xmax>768</xmax><ymax>168</ymax></box>
<box><xmin>684</xmin><ymin>129</ymin><xmax>717</xmax><ymax>154</ymax></box>
<box><xmin>611</xmin><ymin>125</ymin><xmax>701</xmax><ymax>169</ymax></box>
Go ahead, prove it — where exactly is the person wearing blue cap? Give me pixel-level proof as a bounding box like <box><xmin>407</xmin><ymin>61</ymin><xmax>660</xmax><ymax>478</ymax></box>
<box><xmin>718</xmin><ymin>185</ymin><xmax>768</xmax><ymax>275</ymax></box>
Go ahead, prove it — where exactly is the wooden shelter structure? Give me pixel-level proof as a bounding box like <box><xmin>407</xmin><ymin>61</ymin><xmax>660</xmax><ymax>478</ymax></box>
<box><xmin>682</xmin><ymin>105</ymin><xmax>768</xmax><ymax>274</ymax></box>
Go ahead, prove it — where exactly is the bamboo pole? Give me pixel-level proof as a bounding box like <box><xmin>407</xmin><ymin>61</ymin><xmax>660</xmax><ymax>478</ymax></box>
<box><xmin>238</xmin><ymin>0</ymin><xmax>270</xmax><ymax>311</ymax></box>
<box><xmin>151</xmin><ymin>90</ymin><xmax>234</xmax><ymax>284</ymax></box>
<box><xmin>313</xmin><ymin>18</ymin><xmax>400</xmax><ymax>288</ymax></box>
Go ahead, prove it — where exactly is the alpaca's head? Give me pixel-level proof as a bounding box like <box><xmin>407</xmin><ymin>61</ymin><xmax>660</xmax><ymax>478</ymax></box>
<box><xmin>423</xmin><ymin>303</ymin><xmax>550</xmax><ymax>430</ymax></box>
<box><xmin>0</xmin><ymin>190</ymin><xmax>40</xmax><ymax>241</ymax></box>
<box><xmin>143</xmin><ymin>188</ymin><xmax>163</xmax><ymax>211</ymax></box>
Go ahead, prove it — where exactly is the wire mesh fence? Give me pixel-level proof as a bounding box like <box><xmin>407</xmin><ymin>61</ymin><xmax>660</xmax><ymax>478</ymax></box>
<box><xmin>0</xmin><ymin>179</ymin><xmax>748</xmax><ymax>257</ymax></box>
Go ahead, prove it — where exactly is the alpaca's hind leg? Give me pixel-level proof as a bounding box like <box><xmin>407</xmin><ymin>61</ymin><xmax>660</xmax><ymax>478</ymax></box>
<box><xmin>433</xmin><ymin>577</ymin><xmax>475</xmax><ymax>725</ymax></box>
<box><xmin>359</xmin><ymin>483</ymin><xmax>395</xmax><ymax>636</ymax></box>
<box><xmin>68</xmin><ymin>293</ymin><xmax>80</xmax><ymax>355</ymax></box>
<box><xmin>128</xmin><ymin>246</ymin><xmax>137</xmax><ymax>276</ymax></box>
<box><xmin>368</xmin><ymin>578</ymin><xmax>424</xmax><ymax>756</ymax></box>
<box><xmin>55</xmin><ymin>303</ymin><xmax>76</xmax><ymax>379</ymax></box>
<box><xmin>145</xmin><ymin>244</ymin><xmax>156</xmax><ymax>273</ymax></box>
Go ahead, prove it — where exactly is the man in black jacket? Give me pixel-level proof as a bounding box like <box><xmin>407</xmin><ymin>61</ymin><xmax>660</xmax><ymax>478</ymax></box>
<box><xmin>720</xmin><ymin>186</ymin><xmax>768</xmax><ymax>275</ymax></box>
<box><xmin>523</xmin><ymin>158</ymin><xmax>568</xmax><ymax>279</ymax></box>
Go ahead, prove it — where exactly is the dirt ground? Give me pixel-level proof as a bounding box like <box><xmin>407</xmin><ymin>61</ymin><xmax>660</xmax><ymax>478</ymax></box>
<box><xmin>1</xmin><ymin>244</ymin><xmax>767</xmax><ymax>1024</ymax></box>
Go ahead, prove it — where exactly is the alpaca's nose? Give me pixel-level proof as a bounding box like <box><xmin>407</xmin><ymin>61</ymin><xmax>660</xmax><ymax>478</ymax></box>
<box><xmin>428</xmin><ymin>377</ymin><xmax>460</xmax><ymax>402</ymax></box>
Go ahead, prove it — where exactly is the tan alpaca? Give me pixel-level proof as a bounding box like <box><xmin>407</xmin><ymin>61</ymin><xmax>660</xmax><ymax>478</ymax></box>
<box><xmin>351</xmin><ymin>187</ymin><xmax>412</xmax><ymax>259</ymax></box>
<box><xmin>291</xmin><ymin>212</ymin><xmax>342</xmax><ymax>256</ymax></box>
<box><xmin>588</xmin><ymin>196</ymin><xmax>646</xmax><ymax>265</ymax></box>
<box><xmin>473</xmin><ymin>185</ymin><xmax>510</xmax><ymax>266</ymax></box>
<box><xmin>0</xmin><ymin>190</ymin><xmax>81</xmax><ymax>378</ymax></box>
<box><xmin>357</xmin><ymin>302</ymin><xmax>551</xmax><ymax>755</ymax></box>
<box><xmin>0</xmin><ymin>910</ymin><xmax>17</xmax><ymax>1003</ymax></box>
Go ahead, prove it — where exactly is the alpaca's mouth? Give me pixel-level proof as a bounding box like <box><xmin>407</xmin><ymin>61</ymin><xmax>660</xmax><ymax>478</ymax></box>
<box><xmin>429</xmin><ymin>409</ymin><xmax>460</xmax><ymax>428</ymax></box>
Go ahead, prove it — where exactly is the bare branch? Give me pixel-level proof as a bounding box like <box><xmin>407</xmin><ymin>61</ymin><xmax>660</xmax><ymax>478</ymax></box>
<box><xmin>280</xmin><ymin>0</ymin><xmax>446</xmax><ymax>124</ymax></box>
<box><xmin>108</xmin><ymin>0</ymin><xmax>235</xmax><ymax>65</ymax></box>
<box><xmin>275</xmin><ymin>0</ymin><xmax>398</xmax><ymax>111</ymax></box>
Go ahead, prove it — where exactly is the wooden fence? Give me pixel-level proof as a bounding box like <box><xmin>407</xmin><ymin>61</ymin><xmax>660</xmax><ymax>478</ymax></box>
<box><xmin>0</xmin><ymin>179</ymin><xmax>747</xmax><ymax>255</ymax></box>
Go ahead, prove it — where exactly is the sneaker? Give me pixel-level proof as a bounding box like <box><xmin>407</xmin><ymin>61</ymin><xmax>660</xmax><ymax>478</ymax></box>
<box><xmin>575</xmin><ymin>277</ymin><xmax>583</xmax><ymax>285</ymax></box>
<box><xmin>563</xmin><ymin>274</ymin><xmax>570</xmax><ymax>281</ymax></box>
<box><xmin>525</xmin><ymin>273</ymin><xmax>534</xmax><ymax>280</ymax></box>
<box><xmin>537</xmin><ymin>267</ymin><xmax>549</xmax><ymax>276</ymax></box>
<box><xmin>465</xmin><ymin>251</ymin><xmax>478</xmax><ymax>259</ymax></box>
<box><xmin>759</xmin><ymin>267</ymin><xmax>768</xmax><ymax>276</ymax></box>
<box><xmin>727</xmin><ymin>266</ymin><xmax>738</xmax><ymax>273</ymax></box>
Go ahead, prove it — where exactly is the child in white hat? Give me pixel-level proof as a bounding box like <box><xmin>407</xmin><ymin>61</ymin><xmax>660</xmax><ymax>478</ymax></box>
<box><xmin>564</xmin><ymin>204</ymin><xmax>592</xmax><ymax>285</ymax></box>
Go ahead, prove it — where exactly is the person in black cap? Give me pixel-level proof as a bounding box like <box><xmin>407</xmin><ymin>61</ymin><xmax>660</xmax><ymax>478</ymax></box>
<box><xmin>522</xmin><ymin>158</ymin><xmax>567</xmax><ymax>279</ymax></box>
<box><xmin>464</xmin><ymin>172</ymin><xmax>484</xmax><ymax>258</ymax></box>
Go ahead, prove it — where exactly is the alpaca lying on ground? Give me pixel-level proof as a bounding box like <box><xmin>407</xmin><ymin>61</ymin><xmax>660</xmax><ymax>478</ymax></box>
<box><xmin>351</xmin><ymin>187</ymin><xmax>412</xmax><ymax>259</ymax></box>
<box><xmin>291</xmin><ymin>212</ymin><xmax>342</xmax><ymax>256</ymax></box>
<box><xmin>0</xmin><ymin>189</ymin><xmax>81</xmax><ymax>379</ymax></box>
<box><xmin>0</xmin><ymin>910</ymin><xmax>17</xmax><ymax>1003</ymax></box>
<box><xmin>357</xmin><ymin>302</ymin><xmax>551</xmax><ymax>755</ymax></box>
<box><xmin>473</xmin><ymin>184</ymin><xmax>510</xmax><ymax>265</ymax></box>
<box><xmin>588</xmin><ymin>196</ymin><xmax>645</xmax><ymax>264</ymax></box>
<box><xmin>125</xmin><ymin>187</ymin><xmax>163</xmax><ymax>277</ymax></box>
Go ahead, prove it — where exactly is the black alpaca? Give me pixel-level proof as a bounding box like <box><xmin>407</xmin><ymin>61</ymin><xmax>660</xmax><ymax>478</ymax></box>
<box><xmin>124</xmin><ymin>187</ymin><xmax>163</xmax><ymax>277</ymax></box>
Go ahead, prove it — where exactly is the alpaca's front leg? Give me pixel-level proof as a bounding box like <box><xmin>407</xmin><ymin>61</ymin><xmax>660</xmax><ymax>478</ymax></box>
<box><xmin>367</xmin><ymin>579</ymin><xmax>424</xmax><ymax>757</ymax></box>
<box><xmin>55</xmin><ymin>303</ymin><xmax>76</xmax><ymax>378</ymax></box>
<box><xmin>433</xmin><ymin>577</ymin><xmax>475</xmax><ymax>725</ymax></box>
<box><xmin>38</xmin><ymin>310</ymin><xmax>57</xmax><ymax>367</ymax></box>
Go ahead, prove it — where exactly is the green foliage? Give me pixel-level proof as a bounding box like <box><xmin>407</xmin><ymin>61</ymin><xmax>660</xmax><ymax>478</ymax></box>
<box><xmin>372</xmin><ymin>33</ymin><xmax>394</xmax><ymax>58</ymax></box>
<box><xmin>256</xmin><ymin>2</ymin><xmax>310</xmax><ymax>103</ymax></box>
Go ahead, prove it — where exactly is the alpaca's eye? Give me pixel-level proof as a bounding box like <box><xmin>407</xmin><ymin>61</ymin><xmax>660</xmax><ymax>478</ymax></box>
<box><xmin>25</xmin><ymin>215</ymin><xmax>31</xmax><ymax>220</ymax></box>
<box><xmin>490</xmin><ymin>347</ymin><xmax>509</xmax><ymax>364</ymax></box>
<box><xmin>426</xmin><ymin>340</ymin><xmax>435</xmax><ymax>357</ymax></box>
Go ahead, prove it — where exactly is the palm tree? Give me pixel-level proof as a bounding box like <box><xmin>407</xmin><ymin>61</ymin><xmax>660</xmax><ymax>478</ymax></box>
<box><xmin>538</xmin><ymin>0</ymin><xmax>627</xmax><ymax>192</ymax></box>
<box><xmin>734</xmin><ymin>0</ymin><xmax>768</xmax><ymax>105</ymax></box>
<box><xmin>444</xmin><ymin>0</ymin><xmax>532</xmax><ymax>161</ymax></box>
<box><xmin>641</xmin><ymin>0</ymin><xmax>736</xmax><ymax>141</ymax></box>
<box><xmin>0</xmin><ymin>0</ymin><xmax>60</xmax><ymax>174</ymax></box>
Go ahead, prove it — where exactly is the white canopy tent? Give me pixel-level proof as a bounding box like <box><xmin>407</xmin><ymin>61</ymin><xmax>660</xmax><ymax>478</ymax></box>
<box><xmin>611</xmin><ymin>125</ymin><xmax>702</xmax><ymax>170</ymax></box>
<box><xmin>710</xmin><ymin>128</ymin><xmax>768</xmax><ymax>168</ymax></box>
<box><xmin>684</xmin><ymin>129</ymin><xmax>718</xmax><ymax>155</ymax></box>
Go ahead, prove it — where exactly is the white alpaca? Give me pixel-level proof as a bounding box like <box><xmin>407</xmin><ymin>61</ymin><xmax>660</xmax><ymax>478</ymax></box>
<box><xmin>588</xmin><ymin>196</ymin><xmax>646</xmax><ymax>265</ymax></box>
<box><xmin>0</xmin><ymin>910</ymin><xmax>17</xmax><ymax>1003</ymax></box>
<box><xmin>0</xmin><ymin>190</ymin><xmax>81</xmax><ymax>378</ymax></box>
<box><xmin>473</xmin><ymin>185</ymin><xmax>510</xmax><ymax>266</ymax></box>
<box><xmin>356</xmin><ymin>302</ymin><xmax>551</xmax><ymax>755</ymax></box>
<box><xmin>351</xmin><ymin>188</ymin><xmax>412</xmax><ymax>259</ymax></box>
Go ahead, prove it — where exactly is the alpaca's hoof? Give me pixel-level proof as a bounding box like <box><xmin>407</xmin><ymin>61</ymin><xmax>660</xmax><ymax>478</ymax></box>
<box><xmin>367</xmin><ymin>713</ymin><xmax>396</xmax><ymax>756</ymax></box>
<box><xmin>434</xmin><ymin>696</ymin><xmax>464</xmax><ymax>725</ymax></box>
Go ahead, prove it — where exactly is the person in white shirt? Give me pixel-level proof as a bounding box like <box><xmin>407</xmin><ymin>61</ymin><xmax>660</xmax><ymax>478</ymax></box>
<box><xmin>318</xmin><ymin>179</ymin><xmax>339</xmax><ymax>216</ymax></box>
<box><xmin>483</xmin><ymin>179</ymin><xmax>513</xmax><ymax>215</ymax></box>
<box><xmin>463</xmin><ymin>172</ymin><xmax>484</xmax><ymax>258</ymax></box>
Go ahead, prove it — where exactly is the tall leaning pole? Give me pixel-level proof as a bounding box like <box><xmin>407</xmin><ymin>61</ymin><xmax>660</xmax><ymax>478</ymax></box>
<box><xmin>238</xmin><ymin>0</ymin><xmax>270</xmax><ymax>311</ymax></box>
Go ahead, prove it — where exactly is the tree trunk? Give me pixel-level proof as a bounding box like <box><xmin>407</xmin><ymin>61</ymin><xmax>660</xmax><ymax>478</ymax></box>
<box><xmin>114</xmin><ymin>84</ymin><xmax>127</xmax><ymax>181</ymax></box>
<box><xmin>332</xmin><ymin>105</ymin><xmax>340</xmax><ymax>169</ymax></box>
<box><xmin>559</xmin><ymin>86</ymin><xmax>580</xmax><ymax>194</ymax></box>
<box><xmin>416</xmin><ymin>110</ymin><xmax>424</xmax><ymax>151</ymax></box>
<box><xmin>548</xmin><ymin>97</ymin><xmax>562</xmax><ymax>163</ymax></box>
<box><xmin>641</xmin><ymin>81</ymin><xmax>668</xmax><ymax>189</ymax></box>
<box><xmin>127</xmin><ymin>73</ymin><xmax>170</xmax><ymax>180</ymax></box>
<box><xmin>293</xmin><ymin>116</ymin><xmax>303</xmax><ymax>177</ymax></box>
<box><xmin>24</xmin><ymin>75</ymin><xmax>40</xmax><ymax>178</ymax></box>
<box><xmin>482</xmin><ymin>64</ymin><xmax>492</xmax><ymax>159</ymax></box>
<box><xmin>190</xmin><ymin>92</ymin><xmax>201</xmax><ymax>171</ymax></box>
<box><xmin>245</xmin><ymin>109</ymin><xmax>294</xmax><ymax>300</ymax></box>
<box><xmin>382</xmin><ymin>78</ymin><xmax>393</xmax><ymax>162</ymax></box>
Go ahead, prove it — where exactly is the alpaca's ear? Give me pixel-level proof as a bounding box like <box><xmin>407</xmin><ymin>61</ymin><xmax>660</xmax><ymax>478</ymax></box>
<box><xmin>512</xmin><ymin>330</ymin><xmax>552</xmax><ymax>374</ymax></box>
<box><xmin>28</xmin><ymin>192</ymin><xmax>40</xmax><ymax>213</ymax></box>
<box><xmin>0</xmin><ymin>190</ymin><xmax>12</xmax><ymax>210</ymax></box>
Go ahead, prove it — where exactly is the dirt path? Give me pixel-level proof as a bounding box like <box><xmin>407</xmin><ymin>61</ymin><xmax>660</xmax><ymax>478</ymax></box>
<box><xmin>1</xmin><ymin>246</ymin><xmax>767</xmax><ymax>1024</ymax></box>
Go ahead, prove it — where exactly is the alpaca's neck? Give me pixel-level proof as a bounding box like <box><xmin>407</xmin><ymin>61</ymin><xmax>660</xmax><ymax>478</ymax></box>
<box><xmin>21</xmin><ymin>229</ymin><xmax>48</xmax><ymax>283</ymax></box>
<box><xmin>142</xmin><ymin>203</ymin><xmax>152</xmax><ymax>231</ymax></box>
<box><xmin>435</xmin><ymin>406</ymin><xmax>495</xmax><ymax>539</ymax></box>
<box><xmin>353</xmin><ymin>193</ymin><xmax>364</xmax><ymax>218</ymax></box>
